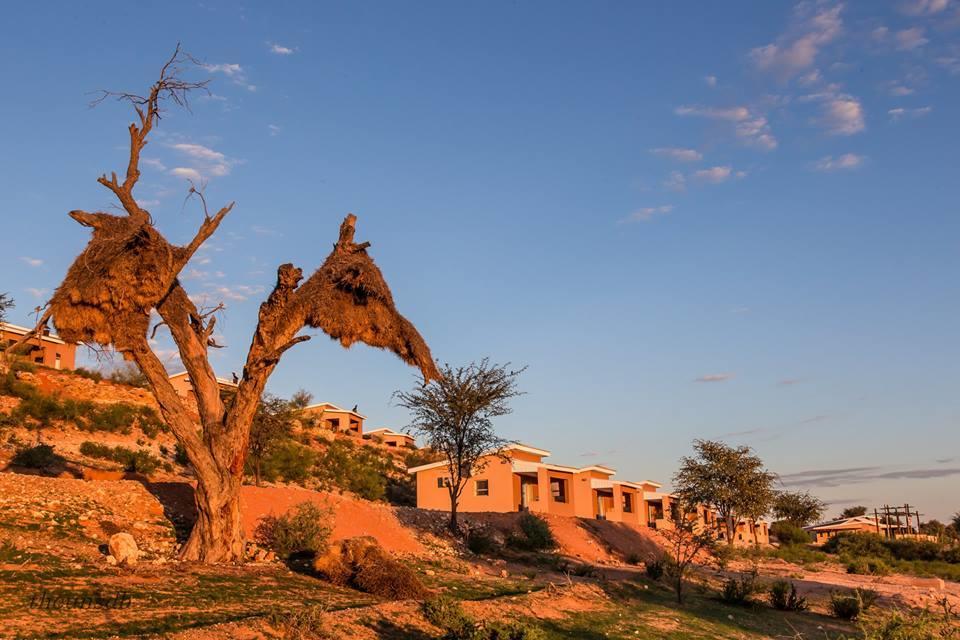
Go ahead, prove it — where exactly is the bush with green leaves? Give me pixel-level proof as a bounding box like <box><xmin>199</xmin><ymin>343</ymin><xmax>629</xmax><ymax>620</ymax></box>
<box><xmin>770</xmin><ymin>521</ymin><xmax>813</xmax><ymax>545</ymax></box>
<box><xmin>78</xmin><ymin>441</ymin><xmax>164</xmax><ymax>474</ymax></box>
<box><xmin>258</xmin><ymin>439</ymin><xmax>317</xmax><ymax>484</ymax></box>
<box><xmin>254</xmin><ymin>502</ymin><xmax>332</xmax><ymax>560</ymax></box>
<box><xmin>768</xmin><ymin>580</ymin><xmax>808</xmax><ymax>611</ymax></box>
<box><xmin>422</xmin><ymin>595</ymin><xmax>545</xmax><ymax>640</ymax></box>
<box><xmin>466</xmin><ymin>528</ymin><xmax>497</xmax><ymax>555</ymax></box>
<box><xmin>645</xmin><ymin>559</ymin><xmax>665</xmax><ymax>580</ymax></box>
<box><xmin>829</xmin><ymin>588</ymin><xmax>878</xmax><ymax>621</ymax></box>
<box><xmin>847</xmin><ymin>557</ymin><xmax>892</xmax><ymax>576</ymax></box>
<box><xmin>73</xmin><ymin>367</ymin><xmax>104</xmax><ymax>383</ymax></box>
<box><xmin>313</xmin><ymin>439</ymin><xmax>392</xmax><ymax>501</ymax></box>
<box><xmin>506</xmin><ymin>513</ymin><xmax>555</xmax><ymax>551</ymax></box>
<box><xmin>720</xmin><ymin>570</ymin><xmax>760</xmax><ymax>607</ymax></box>
<box><xmin>12</xmin><ymin>443</ymin><xmax>64</xmax><ymax>469</ymax></box>
<box><xmin>859</xmin><ymin>606</ymin><xmax>957</xmax><ymax>640</ymax></box>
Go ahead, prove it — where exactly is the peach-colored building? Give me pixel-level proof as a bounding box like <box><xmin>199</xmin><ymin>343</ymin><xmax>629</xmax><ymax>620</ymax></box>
<box><xmin>365</xmin><ymin>427</ymin><xmax>416</xmax><ymax>448</ymax></box>
<box><xmin>409</xmin><ymin>444</ymin><xmax>668</xmax><ymax>525</ymax></box>
<box><xmin>168</xmin><ymin>371</ymin><xmax>240</xmax><ymax>399</ymax></box>
<box><xmin>1</xmin><ymin>322</ymin><xmax>77</xmax><ymax>370</ymax></box>
<box><xmin>806</xmin><ymin>516</ymin><xmax>921</xmax><ymax>545</ymax></box>
<box><xmin>715</xmin><ymin>518</ymin><xmax>770</xmax><ymax>545</ymax></box>
<box><xmin>301</xmin><ymin>402</ymin><xmax>365</xmax><ymax>436</ymax></box>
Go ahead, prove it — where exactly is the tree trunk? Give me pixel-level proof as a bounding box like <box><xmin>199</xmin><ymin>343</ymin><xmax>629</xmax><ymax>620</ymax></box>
<box><xmin>725</xmin><ymin>514</ymin><xmax>735</xmax><ymax>545</ymax></box>
<box><xmin>448</xmin><ymin>485</ymin><xmax>460</xmax><ymax>533</ymax></box>
<box><xmin>254</xmin><ymin>459</ymin><xmax>261</xmax><ymax>488</ymax></box>
<box><xmin>179</xmin><ymin>470</ymin><xmax>245</xmax><ymax>562</ymax></box>
<box><xmin>675</xmin><ymin>574</ymin><xmax>684</xmax><ymax>604</ymax></box>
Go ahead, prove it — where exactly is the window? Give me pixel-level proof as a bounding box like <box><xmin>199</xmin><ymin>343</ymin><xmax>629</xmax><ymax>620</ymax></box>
<box><xmin>622</xmin><ymin>493</ymin><xmax>633</xmax><ymax>513</ymax></box>
<box><xmin>436</xmin><ymin>477</ymin><xmax>451</xmax><ymax>489</ymax></box>
<box><xmin>475</xmin><ymin>479</ymin><xmax>489</xmax><ymax>496</ymax></box>
<box><xmin>550</xmin><ymin>478</ymin><xmax>567</xmax><ymax>503</ymax></box>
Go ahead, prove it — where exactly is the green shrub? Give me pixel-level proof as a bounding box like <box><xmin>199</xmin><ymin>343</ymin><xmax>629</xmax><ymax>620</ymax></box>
<box><xmin>78</xmin><ymin>441</ymin><xmax>163</xmax><ymax>474</ymax></box>
<box><xmin>769</xmin><ymin>580</ymin><xmax>807</xmax><ymax>611</ymax></box>
<box><xmin>859</xmin><ymin>606</ymin><xmax>955</xmax><ymax>640</ymax></box>
<box><xmin>8</xmin><ymin>359</ymin><xmax>37</xmax><ymax>373</ymax></box>
<box><xmin>106</xmin><ymin>364</ymin><xmax>149</xmax><ymax>389</ymax></box>
<box><xmin>260</xmin><ymin>439</ymin><xmax>317</xmax><ymax>484</ymax></box>
<box><xmin>829</xmin><ymin>588</ymin><xmax>877</xmax><ymax>621</ymax></box>
<box><xmin>423</xmin><ymin>595</ymin><xmax>474</xmax><ymax>637</ymax></box>
<box><xmin>73</xmin><ymin>367</ymin><xmax>103</xmax><ymax>383</ymax></box>
<box><xmin>830</xmin><ymin>593</ymin><xmax>860</xmax><ymax>620</ymax></box>
<box><xmin>422</xmin><ymin>595</ymin><xmax>545</xmax><ymax>640</ymax></box>
<box><xmin>174</xmin><ymin>442</ymin><xmax>190</xmax><ymax>466</ymax></box>
<box><xmin>12</xmin><ymin>443</ymin><xmax>64</xmax><ymax>468</ymax></box>
<box><xmin>645</xmin><ymin>559</ymin><xmax>665</xmax><ymax>580</ymax></box>
<box><xmin>770</xmin><ymin>521</ymin><xmax>812</xmax><ymax>545</ymax></box>
<box><xmin>466</xmin><ymin>528</ymin><xmax>496</xmax><ymax>555</ymax></box>
<box><xmin>720</xmin><ymin>571</ymin><xmax>760</xmax><ymax>607</ymax></box>
<box><xmin>313</xmin><ymin>439</ymin><xmax>391</xmax><ymax>500</ymax></box>
<box><xmin>625</xmin><ymin>552</ymin><xmax>642</xmax><ymax>566</ymax></box>
<box><xmin>824</xmin><ymin>533</ymin><xmax>891</xmax><ymax>560</ymax></box>
<box><xmin>846</xmin><ymin>557</ymin><xmax>891</xmax><ymax>576</ymax></box>
<box><xmin>254</xmin><ymin>502</ymin><xmax>332</xmax><ymax>559</ymax></box>
<box><xmin>507</xmin><ymin>513</ymin><xmax>555</xmax><ymax>551</ymax></box>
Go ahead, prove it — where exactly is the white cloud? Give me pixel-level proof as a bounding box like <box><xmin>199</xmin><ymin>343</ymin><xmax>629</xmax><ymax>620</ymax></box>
<box><xmin>675</xmin><ymin>105</ymin><xmax>777</xmax><ymax>150</ymax></box>
<box><xmin>695</xmin><ymin>373</ymin><xmax>735</xmax><ymax>383</ymax></box>
<box><xmin>823</xmin><ymin>97</ymin><xmax>865</xmax><ymax>135</ymax></box>
<box><xmin>142</xmin><ymin>157</ymin><xmax>166</xmax><ymax>171</ymax></box>
<box><xmin>888</xmin><ymin>106</ymin><xmax>932</xmax><ymax>120</ymax></box>
<box><xmin>813</xmin><ymin>153</ymin><xmax>866</xmax><ymax>171</ymax></box>
<box><xmin>798</xmin><ymin>69</ymin><xmax>822</xmax><ymax>86</ymax></box>
<box><xmin>623</xmin><ymin>205</ymin><xmax>674</xmax><ymax>223</ymax></box>
<box><xmin>650</xmin><ymin>147</ymin><xmax>702</xmax><ymax>162</ymax></box>
<box><xmin>204</xmin><ymin>62</ymin><xmax>256</xmax><ymax>91</ymax></box>
<box><xmin>170</xmin><ymin>167</ymin><xmax>203</xmax><ymax>182</ymax></box>
<box><xmin>704</xmin><ymin>75</ymin><xmax>718</xmax><ymax>87</ymax></box>
<box><xmin>251</xmin><ymin>225</ymin><xmax>282</xmax><ymax>236</ymax></box>
<box><xmin>664</xmin><ymin>171</ymin><xmax>686</xmax><ymax>191</ymax></box>
<box><xmin>20</xmin><ymin>257</ymin><xmax>43</xmax><ymax>267</ymax></box>
<box><xmin>675</xmin><ymin>105</ymin><xmax>750</xmax><ymax>121</ymax></box>
<box><xmin>269</xmin><ymin>43</ymin><xmax>295</xmax><ymax>55</ymax></box>
<box><xmin>169</xmin><ymin>143</ymin><xmax>235</xmax><ymax>180</ymax></box>
<box><xmin>749</xmin><ymin>4</ymin><xmax>843</xmax><ymax>77</ymax></box>
<box><xmin>136</xmin><ymin>199</ymin><xmax>160</xmax><ymax>207</ymax></box>
<box><xmin>212</xmin><ymin>284</ymin><xmax>266</xmax><ymax>302</ymax></box>
<box><xmin>899</xmin><ymin>0</ymin><xmax>949</xmax><ymax>16</ymax></box>
<box><xmin>889</xmin><ymin>84</ymin><xmax>915</xmax><ymax>96</ymax></box>
<box><xmin>895</xmin><ymin>27</ymin><xmax>929</xmax><ymax>50</ymax></box>
<box><xmin>26</xmin><ymin>287</ymin><xmax>48</xmax><ymax>298</ymax></box>
<box><xmin>268</xmin><ymin>124</ymin><xmax>281</xmax><ymax>136</ymax></box>
<box><xmin>693</xmin><ymin>166</ymin><xmax>746</xmax><ymax>183</ymax></box>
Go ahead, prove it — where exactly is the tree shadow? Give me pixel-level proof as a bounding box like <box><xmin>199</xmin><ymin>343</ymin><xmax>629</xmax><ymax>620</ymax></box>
<box><xmin>365</xmin><ymin>619</ymin><xmax>434</xmax><ymax>640</ymax></box>
<box><xmin>140</xmin><ymin>481</ymin><xmax>197</xmax><ymax>542</ymax></box>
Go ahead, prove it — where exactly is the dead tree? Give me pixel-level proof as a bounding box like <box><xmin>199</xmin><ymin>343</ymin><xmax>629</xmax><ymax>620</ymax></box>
<box><xmin>25</xmin><ymin>47</ymin><xmax>440</xmax><ymax>562</ymax></box>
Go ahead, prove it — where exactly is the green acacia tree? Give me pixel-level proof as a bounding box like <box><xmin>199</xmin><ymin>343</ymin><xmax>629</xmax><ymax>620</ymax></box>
<box><xmin>673</xmin><ymin>439</ymin><xmax>777</xmax><ymax>545</ymax></box>
<box><xmin>0</xmin><ymin>293</ymin><xmax>13</xmax><ymax>324</ymax></box>
<box><xmin>772</xmin><ymin>490</ymin><xmax>827</xmax><ymax>527</ymax></box>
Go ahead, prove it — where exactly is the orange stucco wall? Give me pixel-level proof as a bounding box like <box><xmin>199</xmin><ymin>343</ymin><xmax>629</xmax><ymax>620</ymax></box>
<box><xmin>416</xmin><ymin>456</ymin><xmax>519</xmax><ymax>513</ymax></box>
<box><xmin>302</xmin><ymin>406</ymin><xmax>364</xmax><ymax>436</ymax></box>
<box><xmin>0</xmin><ymin>326</ymin><xmax>76</xmax><ymax>370</ymax></box>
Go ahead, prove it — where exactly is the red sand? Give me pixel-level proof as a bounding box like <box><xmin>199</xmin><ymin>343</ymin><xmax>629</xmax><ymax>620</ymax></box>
<box><xmin>240</xmin><ymin>485</ymin><xmax>424</xmax><ymax>554</ymax></box>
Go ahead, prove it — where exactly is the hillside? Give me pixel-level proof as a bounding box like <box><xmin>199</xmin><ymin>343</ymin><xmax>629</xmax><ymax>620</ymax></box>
<box><xmin>1</xmin><ymin>365</ymin><xmax>959</xmax><ymax>639</ymax></box>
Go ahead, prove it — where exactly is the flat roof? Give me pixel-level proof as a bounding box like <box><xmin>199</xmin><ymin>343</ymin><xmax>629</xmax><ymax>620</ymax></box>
<box><xmin>0</xmin><ymin>322</ymin><xmax>68</xmax><ymax>345</ymax></box>
<box><xmin>167</xmin><ymin>370</ymin><xmax>239</xmax><ymax>388</ymax></box>
<box><xmin>303</xmin><ymin>402</ymin><xmax>366</xmax><ymax>419</ymax></box>
<box><xmin>366</xmin><ymin>427</ymin><xmax>414</xmax><ymax>439</ymax></box>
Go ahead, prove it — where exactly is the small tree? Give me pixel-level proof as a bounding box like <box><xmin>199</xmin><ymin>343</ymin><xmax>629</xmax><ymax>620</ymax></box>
<box><xmin>661</xmin><ymin>500</ymin><xmax>715</xmax><ymax>604</ymax></box>
<box><xmin>673</xmin><ymin>439</ymin><xmax>777</xmax><ymax>545</ymax></box>
<box><xmin>394</xmin><ymin>359</ymin><xmax>524</xmax><ymax>532</ymax></box>
<box><xmin>841</xmin><ymin>505</ymin><xmax>868</xmax><ymax>519</ymax></box>
<box><xmin>248</xmin><ymin>394</ymin><xmax>297</xmax><ymax>487</ymax></box>
<box><xmin>773</xmin><ymin>490</ymin><xmax>826</xmax><ymax>527</ymax></box>
<box><xmin>289</xmin><ymin>389</ymin><xmax>313</xmax><ymax>410</ymax></box>
<box><xmin>0</xmin><ymin>293</ymin><xmax>13</xmax><ymax>324</ymax></box>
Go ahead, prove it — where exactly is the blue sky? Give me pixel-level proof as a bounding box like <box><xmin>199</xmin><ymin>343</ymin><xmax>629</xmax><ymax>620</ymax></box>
<box><xmin>1</xmin><ymin>1</ymin><xmax>957</xmax><ymax>519</ymax></box>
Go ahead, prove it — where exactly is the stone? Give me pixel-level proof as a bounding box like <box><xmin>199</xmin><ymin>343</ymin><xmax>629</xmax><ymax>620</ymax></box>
<box><xmin>108</xmin><ymin>532</ymin><xmax>139</xmax><ymax>566</ymax></box>
<box><xmin>500</xmin><ymin>569</ymin><xmax>509</xmax><ymax>578</ymax></box>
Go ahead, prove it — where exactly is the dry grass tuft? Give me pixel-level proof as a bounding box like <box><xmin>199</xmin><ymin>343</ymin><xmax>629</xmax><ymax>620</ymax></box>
<box><xmin>312</xmin><ymin>536</ymin><xmax>427</xmax><ymax>600</ymax></box>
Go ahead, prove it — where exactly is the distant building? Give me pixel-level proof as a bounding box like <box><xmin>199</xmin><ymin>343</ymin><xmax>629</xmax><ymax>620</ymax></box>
<box><xmin>806</xmin><ymin>516</ymin><xmax>917</xmax><ymax>545</ymax></box>
<box><xmin>167</xmin><ymin>371</ymin><xmax>239</xmax><ymax>399</ymax></box>
<box><xmin>408</xmin><ymin>443</ymin><xmax>665</xmax><ymax>525</ymax></box>
<box><xmin>365</xmin><ymin>427</ymin><xmax>416</xmax><ymax>448</ymax></box>
<box><xmin>301</xmin><ymin>402</ymin><xmax>365</xmax><ymax>436</ymax></box>
<box><xmin>0</xmin><ymin>322</ymin><xmax>77</xmax><ymax>370</ymax></box>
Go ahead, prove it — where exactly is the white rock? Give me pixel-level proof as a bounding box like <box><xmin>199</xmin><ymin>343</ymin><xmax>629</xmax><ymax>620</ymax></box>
<box><xmin>108</xmin><ymin>532</ymin><xmax>139</xmax><ymax>566</ymax></box>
